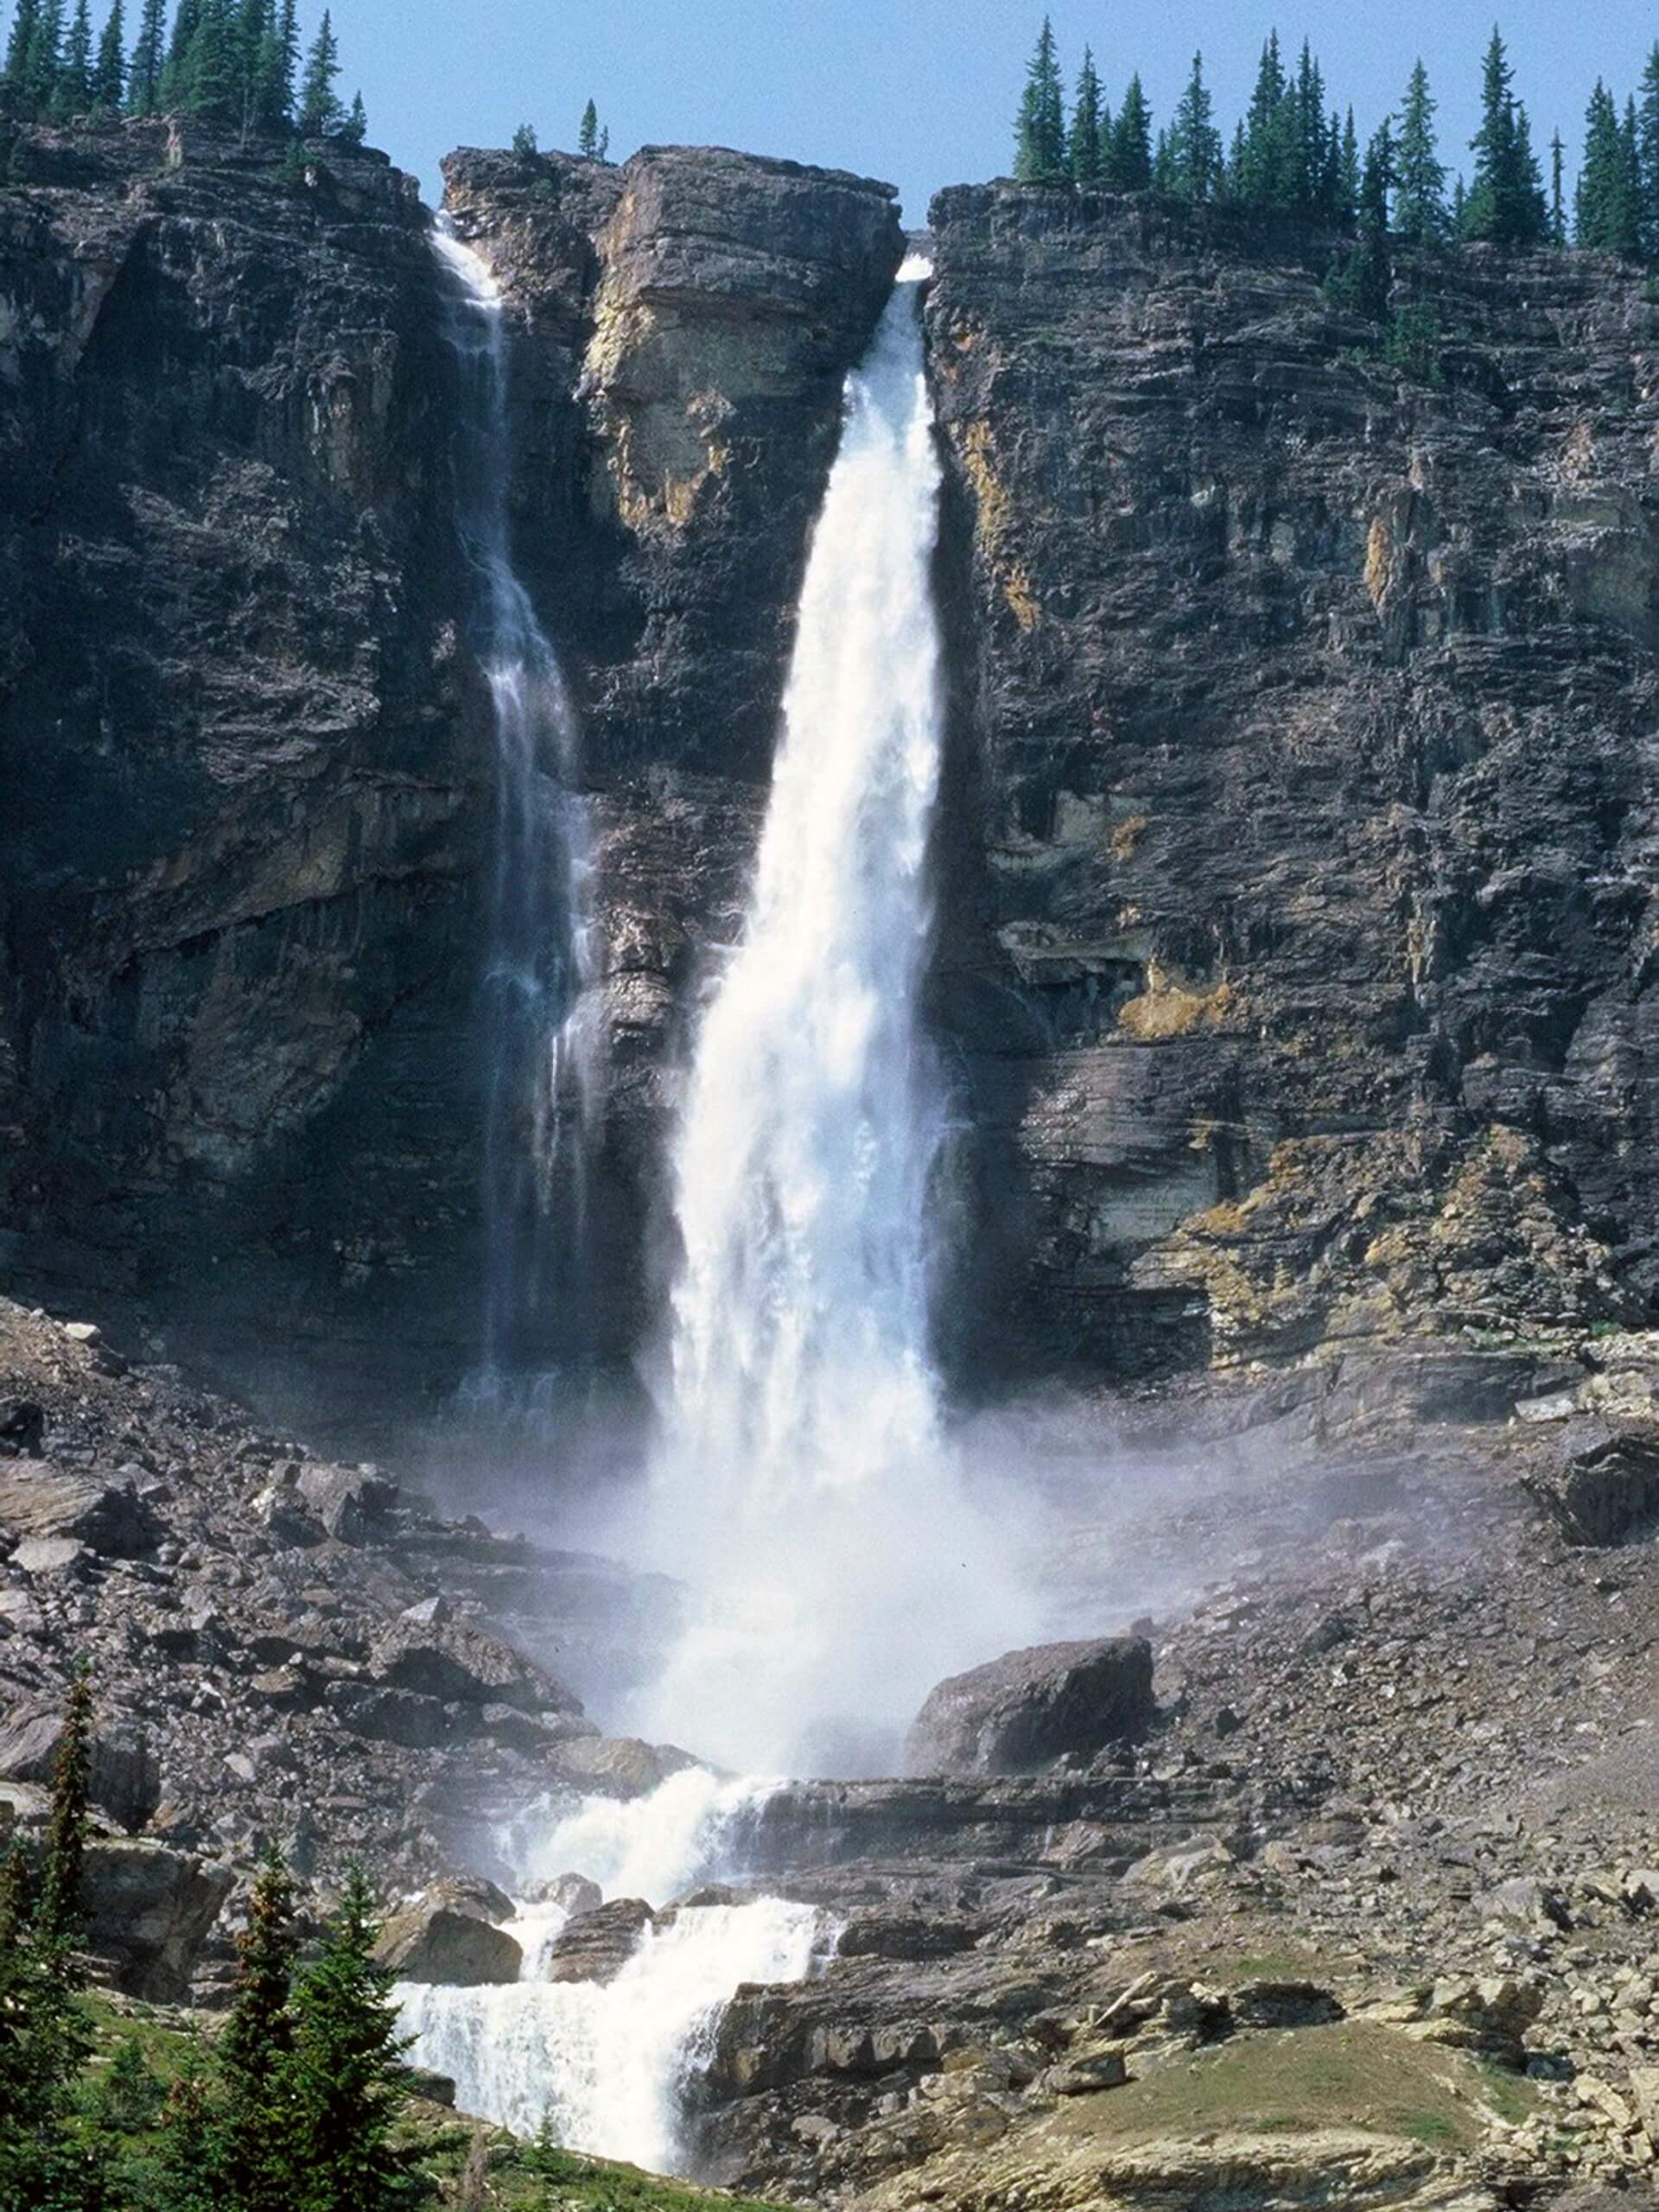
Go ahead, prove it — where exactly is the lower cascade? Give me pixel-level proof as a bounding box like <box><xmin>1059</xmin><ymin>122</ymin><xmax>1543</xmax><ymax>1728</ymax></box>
<box><xmin>630</xmin><ymin>258</ymin><xmax>1033</xmax><ymax>1776</ymax></box>
<box><xmin>397</xmin><ymin>1775</ymin><xmax>827</xmax><ymax>2174</ymax></box>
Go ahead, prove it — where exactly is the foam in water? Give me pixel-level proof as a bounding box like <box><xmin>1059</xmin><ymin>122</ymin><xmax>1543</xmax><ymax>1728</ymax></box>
<box><xmin>432</xmin><ymin>221</ymin><xmax>602</xmax><ymax>1389</ymax></box>
<box><xmin>628</xmin><ymin>261</ymin><xmax>1034</xmax><ymax>1775</ymax></box>
<box><xmin>515</xmin><ymin>1766</ymin><xmax>781</xmax><ymax>1901</ymax></box>
<box><xmin>397</xmin><ymin>1897</ymin><xmax>823</xmax><ymax>2170</ymax></box>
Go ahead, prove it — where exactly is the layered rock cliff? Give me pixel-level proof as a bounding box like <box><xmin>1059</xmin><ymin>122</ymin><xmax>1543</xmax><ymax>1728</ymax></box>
<box><xmin>924</xmin><ymin>185</ymin><xmax>1659</xmax><ymax>1395</ymax></box>
<box><xmin>6</xmin><ymin>128</ymin><xmax>1659</xmax><ymax>1423</ymax></box>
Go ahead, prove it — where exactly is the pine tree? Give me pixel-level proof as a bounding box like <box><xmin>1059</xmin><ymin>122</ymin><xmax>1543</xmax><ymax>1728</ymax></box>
<box><xmin>216</xmin><ymin>1843</ymin><xmax>301</xmax><ymax>2212</ymax></box>
<box><xmin>1107</xmin><ymin>72</ymin><xmax>1152</xmax><ymax>190</ymax></box>
<box><xmin>577</xmin><ymin>94</ymin><xmax>599</xmax><ymax>158</ymax></box>
<box><xmin>1167</xmin><ymin>50</ymin><xmax>1222</xmax><ymax>204</ymax></box>
<box><xmin>338</xmin><ymin>86</ymin><xmax>364</xmax><ymax>143</ymax></box>
<box><xmin>283</xmin><ymin>1869</ymin><xmax>416</xmax><ymax>2212</ymax></box>
<box><xmin>1338</xmin><ymin>107</ymin><xmax>1360</xmax><ymax>226</ymax></box>
<box><xmin>52</xmin><ymin>0</ymin><xmax>90</xmax><ymax>113</ymax></box>
<box><xmin>3</xmin><ymin>0</ymin><xmax>41</xmax><ymax>89</ymax></box>
<box><xmin>182</xmin><ymin>0</ymin><xmax>238</xmax><ymax>124</ymax></box>
<box><xmin>40</xmin><ymin>1669</ymin><xmax>92</xmax><ymax>1947</ymax></box>
<box><xmin>1328</xmin><ymin>119</ymin><xmax>1395</xmax><ymax>323</ymax></box>
<box><xmin>92</xmin><ymin>0</ymin><xmax>124</xmax><ymax>108</ymax></box>
<box><xmin>1068</xmin><ymin>45</ymin><xmax>1103</xmax><ymax>183</ymax></box>
<box><xmin>23</xmin><ymin>0</ymin><xmax>66</xmax><ymax>116</ymax></box>
<box><xmin>152</xmin><ymin>2040</ymin><xmax>224</xmax><ymax>2212</ymax></box>
<box><xmin>1012</xmin><ymin>16</ymin><xmax>1065</xmax><ymax>183</ymax></box>
<box><xmin>1464</xmin><ymin>25</ymin><xmax>1548</xmax><ymax>246</ymax></box>
<box><xmin>296</xmin><ymin>6</ymin><xmax>340</xmax><ymax>135</ymax></box>
<box><xmin>1576</xmin><ymin>81</ymin><xmax>1640</xmax><ymax>255</ymax></box>
<box><xmin>1238</xmin><ymin>30</ymin><xmax>1288</xmax><ymax>209</ymax></box>
<box><xmin>158</xmin><ymin>0</ymin><xmax>198</xmax><ymax>106</ymax></box>
<box><xmin>1290</xmin><ymin>40</ymin><xmax>1328</xmax><ymax>215</ymax></box>
<box><xmin>1395</xmin><ymin>60</ymin><xmax>1447</xmax><ymax>242</ymax></box>
<box><xmin>511</xmin><ymin>119</ymin><xmax>537</xmax><ymax>159</ymax></box>
<box><xmin>126</xmin><ymin>0</ymin><xmax>163</xmax><ymax>111</ymax></box>
<box><xmin>1639</xmin><ymin>45</ymin><xmax>1659</xmax><ymax>258</ymax></box>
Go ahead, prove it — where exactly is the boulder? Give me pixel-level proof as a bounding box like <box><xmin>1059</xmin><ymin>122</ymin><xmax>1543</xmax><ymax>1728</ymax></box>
<box><xmin>82</xmin><ymin>1839</ymin><xmax>232</xmax><ymax>2000</ymax></box>
<box><xmin>296</xmin><ymin>1463</ymin><xmax>402</xmax><ymax>1544</ymax></box>
<box><xmin>541</xmin><ymin>1897</ymin><xmax>654</xmax><ymax>1984</ymax></box>
<box><xmin>546</xmin><ymin>1734</ymin><xmax>684</xmax><ymax>1798</ymax></box>
<box><xmin>0</xmin><ymin>1460</ymin><xmax>160</xmax><ymax>1557</ymax></box>
<box><xmin>375</xmin><ymin>1886</ymin><xmax>523</xmax><ymax>1986</ymax></box>
<box><xmin>10</xmin><ymin>1536</ymin><xmax>89</xmax><ymax>1577</ymax></box>
<box><xmin>323</xmin><ymin>1681</ymin><xmax>453</xmax><ymax>1751</ymax></box>
<box><xmin>906</xmin><ymin>1637</ymin><xmax>1155</xmax><ymax>1777</ymax></box>
<box><xmin>1524</xmin><ymin>1421</ymin><xmax>1659</xmax><ymax>1546</ymax></box>
<box><xmin>366</xmin><ymin>1618</ymin><xmax>580</xmax><ymax>1715</ymax></box>
<box><xmin>0</xmin><ymin>1700</ymin><xmax>160</xmax><ymax>1831</ymax></box>
<box><xmin>525</xmin><ymin>1872</ymin><xmax>602</xmax><ymax>1916</ymax></box>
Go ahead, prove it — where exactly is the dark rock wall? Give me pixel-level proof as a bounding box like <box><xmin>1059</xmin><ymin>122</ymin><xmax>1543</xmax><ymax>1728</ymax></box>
<box><xmin>925</xmin><ymin>184</ymin><xmax>1659</xmax><ymax>1388</ymax></box>
<box><xmin>0</xmin><ymin>121</ymin><xmax>903</xmax><ymax>1422</ymax></box>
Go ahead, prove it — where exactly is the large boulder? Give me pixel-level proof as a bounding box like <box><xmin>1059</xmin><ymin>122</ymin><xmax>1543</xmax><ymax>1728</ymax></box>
<box><xmin>365</xmin><ymin>1618</ymin><xmax>580</xmax><ymax>1715</ymax></box>
<box><xmin>541</xmin><ymin>1897</ymin><xmax>654</xmax><ymax>1985</ymax></box>
<box><xmin>1523</xmin><ymin>1420</ymin><xmax>1659</xmax><ymax>1547</ymax></box>
<box><xmin>296</xmin><ymin>1462</ymin><xmax>402</xmax><ymax>1544</ymax></box>
<box><xmin>0</xmin><ymin>1460</ymin><xmax>160</xmax><ymax>1557</ymax></box>
<box><xmin>905</xmin><ymin>1637</ymin><xmax>1155</xmax><ymax>1777</ymax></box>
<box><xmin>323</xmin><ymin>1681</ymin><xmax>453</xmax><ymax>1751</ymax></box>
<box><xmin>545</xmin><ymin>1734</ymin><xmax>689</xmax><ymax>1799</ymax></box>
<box><xmin>375</xmin><ymin>1884</ymin><xmax>523</xmax><ymax>1986</ymax></box>
<box><xmin>82</xmin><ymin>1839</ymin><xmax>232</xmax><ymax>2000</ymax></box>
<box><xmin>0</xmin><ymin>1700</ymin><xmax>160</xmax><ymax>1831</ymax></box>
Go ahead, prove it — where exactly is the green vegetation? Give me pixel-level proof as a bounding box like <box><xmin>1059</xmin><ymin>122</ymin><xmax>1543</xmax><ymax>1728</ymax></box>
<box><xmin>0</xmin><ymin>0</ymin><xmax>367</xmax><ymax>143</ymax></box>
<box><xmin>577</xmin><ymin>95</ymin><xmax>608</xmax><ymax>162</ymax></box>
<box><xmin>1011</xmin><ymin>20</ymin><xmax>1659</xmax><ymax>264</ymax></box>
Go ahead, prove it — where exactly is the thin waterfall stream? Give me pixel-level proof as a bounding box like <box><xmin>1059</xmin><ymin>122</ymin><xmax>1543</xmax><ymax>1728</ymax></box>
<box><xmin>433</xmin><ymin>219</ymin><xmax>602</xmax><ymax>1402</ymax></box>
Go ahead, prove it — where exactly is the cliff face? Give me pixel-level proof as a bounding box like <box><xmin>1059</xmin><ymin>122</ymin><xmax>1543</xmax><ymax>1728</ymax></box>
<box><xmin>0</xmin><ymin>122</ymin><xmax>900</xmax><ymax>1417</ymax></box>
<box><xmin>8</xmin><ymin>129</ymin><xmax>1658</xmax><ymax>1419</ymax></box>
<box><xmin>925</xmin><ymin>185</ymin><xmax>1659</xmax><ymax>1391</ymax></box>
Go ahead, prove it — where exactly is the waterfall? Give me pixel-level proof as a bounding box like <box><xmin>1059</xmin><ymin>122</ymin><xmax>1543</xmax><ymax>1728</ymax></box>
<box><xmin>632</xmin><ymin>263</ymin><xmax>1033</xmax><ymax>1776</ymax></box>
<box><xmin>432</xmin><ymin>221</ymin><xmax>601</xmax><ymax>1394</ymax></box>
<box><xmin>397</xmin><ymin>1772</ymin><xmax>825</xmax><ymax>2173</ymax></box>
<box><xmin>398</xmin><ymin>1898</ymin><xmax>823</xmax><ymax>2168</ymax></box>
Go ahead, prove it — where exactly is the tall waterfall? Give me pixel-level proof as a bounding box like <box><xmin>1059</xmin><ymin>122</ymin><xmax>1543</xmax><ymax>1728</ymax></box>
<box><xmin>633</xmin><ymin>263</ymin><xmax>1031</xmax><ymax>1775</ymax></box>
<box><xmin>433</xmin><ymin>222</ymin><xmax>600</xmax><ymax>1390</ymax></box>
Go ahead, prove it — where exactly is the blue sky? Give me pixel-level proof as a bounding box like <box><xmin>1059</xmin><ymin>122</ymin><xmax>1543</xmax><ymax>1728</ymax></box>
<box><xmin>333</xmin><ymin>1</ymin><xmax>1653</xmax><ymax>224</ymax></box>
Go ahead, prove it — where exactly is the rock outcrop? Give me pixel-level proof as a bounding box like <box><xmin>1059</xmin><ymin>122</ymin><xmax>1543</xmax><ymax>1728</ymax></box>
<box><xmin>906</xmin><ymin>1637</ymin><xmax>1154</xmax><ymax>1776</ymax></box>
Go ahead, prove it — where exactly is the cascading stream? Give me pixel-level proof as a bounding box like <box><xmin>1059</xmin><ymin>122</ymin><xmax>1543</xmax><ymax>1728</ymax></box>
<box><xmin>432</xmin><ymin>221</ymin><xmax>601</xmax><ymax>1398</ymax></box>
<box><xmin>632</xmin><ymin>261</ymin><xmax>1033</xmax><ymax>1775</ymax></box>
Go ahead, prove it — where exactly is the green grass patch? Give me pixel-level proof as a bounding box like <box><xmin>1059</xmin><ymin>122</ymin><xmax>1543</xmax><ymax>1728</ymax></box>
<box><xmin>1060</xmin><ymin>2023</ymin><xmax>1535</xmax><ymax>2155</ymax></box>
<box><xmin>416</xmin><ymin>2127</ymin><xmax>794</xmax><ymax>2210</ymax></box>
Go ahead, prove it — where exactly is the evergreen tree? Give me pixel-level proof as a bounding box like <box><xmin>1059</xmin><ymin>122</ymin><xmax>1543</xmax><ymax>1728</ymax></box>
<box><xmin>151</xmin><ymin>2041</ymin><xmax>224</xmax><ymax>2212</ymax></box>
<box><xmin>1238</xmin><ymin>29</ymin><xmax>1289</xmax><ymax>208</ymax></box>
<box><xmin>1150</xmin><ymin>123</ymin><xmax>1173</xmax><ymax>194</ymax></box>
<box><xmin>338</xmin><ymin>86</ymin><xmax>363</xmax><ymax>142</ymax></box>
<box><xmin>1464</xmin><ymin>25</ymin><xmax>1548</xmax><ymax>246</ymax></box>
<box><xmin>1290</xmin><ymin>40</ymin><xmax>1328</xmax><ymax>214</ymax></box>
<box><xmin>1012</xmin><ymin>16</ymin><xmax>1065</xmax><ymax>183</ymax></box>
<box><xmin>577</xmin><ymin>94</ymin><xmax>599</xmax><ymax>158</ymax></box>
<box><xmin>182</xmin><ymin>0</ymin><xmax>238</xmax><ymax>124</ymax></box>
<box><xmin>1639</xmin><ymin>44</ymin><xmax>1659</xmax><ymax>257</ymax></box>
<box><xmin>1107</xmin><ymin>71</ymin><xmax>1152</xmax><ymax>190</ymax></box>
<box><xmin>53</xmin><ymin>0</ymin><xmax>91</xmax><ymax>113</ymax></box>
<box><xmin>1337</xmin><ymin>106</ymin><xmax>1360</xmax><ymax>226</ymax></box>
<box><xmin>1328</xmin><ymin>119</ymin><xmax>1395</xmax><ymax>322</ymax></box>
<box><xmin>157</xmin><ymin>0</ymin><xmax>199</xmax><ymax>107</ymax></box>
<box><xmin>1395</xmin><ymin>60</ymin><xmax>1447</xmax><ymax>242</ymax></box>
<box><xmin>23</xmin><ymin>0</ymin><xmax>66</xmax><ymax>116</ymax></box>
<box><xmin>283</xmin><ymin>1869</ymin><xmax>416</xmax><ymax>2212</ymax></box>
<box><xmin>3</xmin><ymin>0</ymin><xmax>41</xmax><ymax>89</ymax></box>
<box><xmin>511</xmin><ymin>119</ymin><xmax>537</xmax><ymax>158</ymax></box>
<box><xmin>1576</xmin><ymin>81</ymin><xmax>1640</xmax><ymax>254</ymax></box>
<box><xmin>40</xmin><ymin>1669</ymin><xmax>92</xmax><ymax>1947</ymax></box>
<box><xmin>296</xmin><ymin>6</ymin><xmax>340</xmax><ymax>134</ymax></box>
<box><xmin>1167</xmin><ymin>49</ymin><xmax>1222</xmax><ymax>203</ymax></box>
<box><xmin>92</xmin><ymin>0</ymin><xmax>124</xmax><ymax>108</ymax></box>
<box><xmin>1068</xmin><ymin>45</ymin><xmax>1103</xmax><ymax>183</ymax></box>
<box><xmin>215</xmin><ymin>1843</ymin><xmax>301</xmax><ymax>2212</ymax></box>
<box><xmin>1452</xmin><ymin>172</ymin><xmax>1467</xmax><ymax>229</ymax></box>
<box><xmin>1549</xmin><ymin>128</ymin><xmax>1566</xmax><ymax>245</ymax></box>
<box><xmin>125</xmin><ymin>0</ymin><xmax>163</xmax><ymax>111</ymax></box>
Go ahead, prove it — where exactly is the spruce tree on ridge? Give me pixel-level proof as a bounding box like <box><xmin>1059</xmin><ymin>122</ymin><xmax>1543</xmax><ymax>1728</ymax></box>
<box><xmin>1013</xmin><ymin>16</ymin><xmax>1066</xmax><ymax>183</ymax></box>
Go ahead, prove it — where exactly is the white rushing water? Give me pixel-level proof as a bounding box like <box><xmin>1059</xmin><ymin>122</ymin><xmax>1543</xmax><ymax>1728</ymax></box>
<box><xmin>398</xmin><ymin>1774</ymin><xmax>823</xmax><ymax>2173</ymax></box>
<box><xmin>433</xmin><ymin>222</ymin><xmax>602</xmax><ymax>1390</ymax></box>
<box><xmin>632</xmin><ymin>261</ymin><xmax>1034</xmax><ymax>1775</ymax></box>
<box><xmin>398</xmin><ymin>1897</ymin><xmax>822</xmax><ymax>2169</ymax></box>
